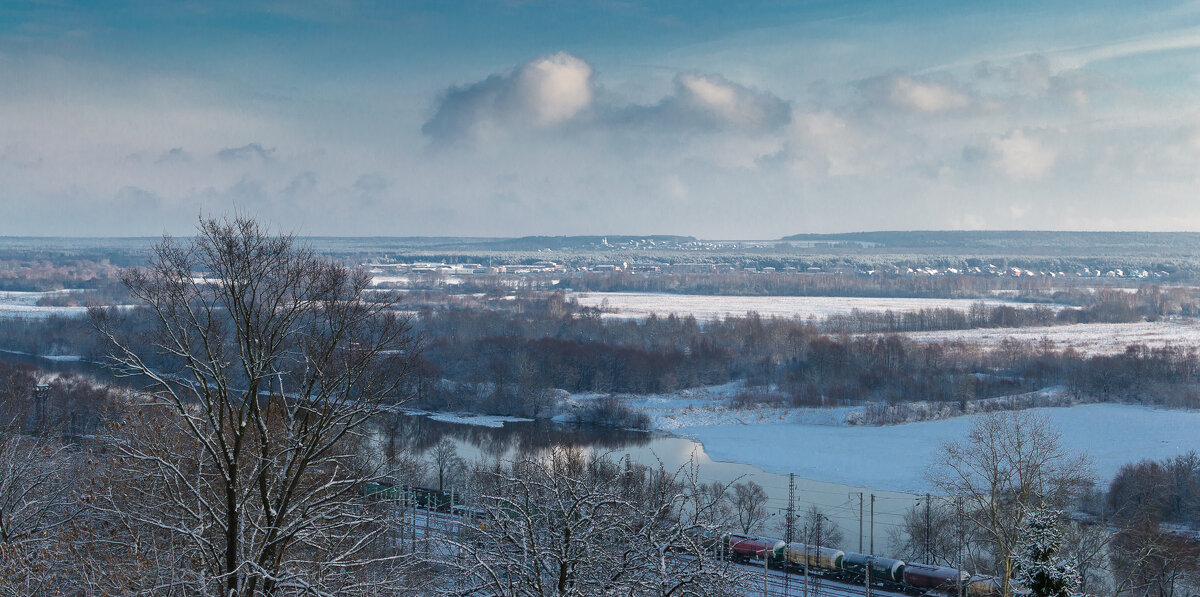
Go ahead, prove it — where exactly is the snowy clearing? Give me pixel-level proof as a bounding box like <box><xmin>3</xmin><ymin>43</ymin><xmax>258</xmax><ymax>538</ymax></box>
<box><xmin>607</xmin><ymin>384</ymin><xmax>1076</xmax><ymax>430</ymax></box>
<box><xmin>570</xmin><ymin>292</ymin><xmax>1057</xmax><ymax>321</ymax></box>
<box><xmin>0</xmin><ymin>290</ymin><xmax>93</xmax><ymax>318</ymax></box>
<box><xmin>673</xmin><ymin>404</ymin><xmax>1200</xmax><ymax>493</ymax></box>
<box><xmin>401</xmin><ymin>409</ymin><xmax>533</xmax><ymax>428</ymax></box>
<box><xmin>900</xmin><ymin>320</ymin><xmax>1200</xmax><ymax>355</ymax></box>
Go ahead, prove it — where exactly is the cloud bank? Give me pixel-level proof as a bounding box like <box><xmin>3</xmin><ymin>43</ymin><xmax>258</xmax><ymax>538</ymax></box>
<box><xmin>3</xmin><ymin>0</ymin><xmax>1200</xmax><ymax>237</ymax></box>
<box><xmin>423</xmin><ymin>53</ymin><xmax>791</xmax><ymax>145</ymax></box>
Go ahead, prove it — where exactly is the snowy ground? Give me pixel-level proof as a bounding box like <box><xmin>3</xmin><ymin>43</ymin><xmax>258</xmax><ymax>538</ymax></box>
<box><xmin>671</xmin><ymin>404</ymin><xmax>1200</xmax><ymax>494</ymax></box>
<box><xmin>0</xmin><ymin>290</ymin><xmax>89</xmax><ymax>318</ymax></box>
<box><xmin>900</xmin><ymin>320</ymin><xmax>1200</xmax><ymax>355</ymax></box>
<box><xmin>570</xmin><ymin>292</ymin><xmax>1058</xmax><ymax>321</ymax></box>
<box><xmin>570</xmin><ymin>383</ymin><xmax>1073</xmax><ymax>431</ymax></box>
<box><xmin>399</xmin><ymin>408</ymin><xmax>533</xmax><ymax>428</ymax></box>
<box><xmin>560</xmin><ymin>382</ymin><xmax>1200</xmax><ymax>492</ymax></box>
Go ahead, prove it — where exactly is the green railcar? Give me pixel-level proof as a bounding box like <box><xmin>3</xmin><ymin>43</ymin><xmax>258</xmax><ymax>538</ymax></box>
<box><xmin>842</xmin><ymin>552</ymin><xmax>905</xmax><ymax>584</ymax></box>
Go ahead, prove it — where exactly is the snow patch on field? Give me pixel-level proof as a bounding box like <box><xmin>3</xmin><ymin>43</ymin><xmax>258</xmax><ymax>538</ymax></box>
<box><xmin>0</xmin><ymin>290</ymin><xmax>89</xmax><ymax>318</ymax></box>
<box><xmin>901</xmin><ymin>320</ymin><xmax>1200</xmax><ymax>355</ymax></box>
<box><xmin>567</xmin><ymin>383</ymin><xmax>1076</xmax><ymax>431</ymax></box>
<box><xmin>402</xmin><ymin>409</ymin><xmax>533</xmax><ymax>428</ymax></box>
<box><xmin>570</xmin><ymin>292</ymin><xmax>1058</xmax><ymax>321</ymax></box>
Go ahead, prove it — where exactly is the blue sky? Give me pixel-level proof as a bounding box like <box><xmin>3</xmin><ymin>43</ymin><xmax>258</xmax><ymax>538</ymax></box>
<box><xmin>2</xmin><ymin>1</ymin><xmax>1199</xmax><ymax>236</ymax></box>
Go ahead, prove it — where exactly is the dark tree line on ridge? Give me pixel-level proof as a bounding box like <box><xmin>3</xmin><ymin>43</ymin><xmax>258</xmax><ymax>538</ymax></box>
<box><xmin>3</xmin><ymin>290</ymin><xmax>1200</xmax><ymax>420</ymax></box>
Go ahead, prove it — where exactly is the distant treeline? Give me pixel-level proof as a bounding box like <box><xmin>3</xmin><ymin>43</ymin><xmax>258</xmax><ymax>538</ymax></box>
<box><xmin>4</xmin><ymin>290</ymin><xmax>1200</xmax><ymax>419</ymax></box>
<box><xmin>557</xmin><ymin>271</ymin><xmax>1200</xmax><ymax>310</ymax></box>
<box><xmin>781</xmin><ymin>230</ymin><xmax>1200</xmax><ymax>252</ymax></box>
<box><xmin>400</xmin><ymin>293</ymin><xmax>1200</xmax><ymax>415</ymax></box>
<box><xmin>1107</xmin><ymin>452</ymin><xmax>1200</xmax><ymax>529</ymax></box>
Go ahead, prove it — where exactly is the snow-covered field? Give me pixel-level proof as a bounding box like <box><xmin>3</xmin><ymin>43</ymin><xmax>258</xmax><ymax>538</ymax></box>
<box><xmin>570</xmin><ymin>292</ymin><xmax>1055</xmax><ymax>321</ymax></box>
<box><xmin>672</xmin><ymin>404</ymin><xmax>1200</xmax><ymax>494</ymax></box>
<box><xmin>901</xmin><ymin>320</ymin><xmax>1200</xmax><ymax>355</ymax></box>
<box><xmin>399</xmin><ymin>408</ymin><xmax>533</xmax><ymax>428</ymax></box>
<box><xmin>0</xmin><ymin>290</ymin><xmax>89</xmax><ymax>318</ymax></box>
<box><xmin>608</xmin><ymin>384</ymin><xmax>1076</xmax><ymax>430</ymax></box>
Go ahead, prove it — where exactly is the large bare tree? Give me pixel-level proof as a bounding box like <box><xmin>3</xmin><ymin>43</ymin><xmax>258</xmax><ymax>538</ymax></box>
<box><xmin>0</xmin><ymin>433</ymin><xmax>82</xmax><ymax>596</ymax></box>
<box><xmin>91</xmin><ymin>216</ymin><xmax>415</xmax><ymax>596</ymax></box>
<box><xmin>928</xmin><ymin>411</ymin><xmax>1093</xmax><ymax>597</ymax></box>
<box><xmin>446</xmin><ymin>448</ymin><xmax>747</xmax><ymax>596</ymax></box>
<box><xmin>731</xmin><ymin>480</ymin><xmax>769</xmax><ymax>534</ymax></box>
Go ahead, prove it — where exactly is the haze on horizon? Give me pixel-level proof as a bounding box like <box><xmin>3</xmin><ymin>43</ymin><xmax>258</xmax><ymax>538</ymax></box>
<box><xmin>2</xmin><ymin>1</ymin><xmax>1199</xmax><ymax>238</ymax></box>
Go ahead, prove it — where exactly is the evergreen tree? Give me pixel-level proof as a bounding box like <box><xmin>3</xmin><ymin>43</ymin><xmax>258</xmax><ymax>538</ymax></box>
<box><xmin>1014</xmin><ymin>505</ymin><xmax>1082</xmax><ymax>597</ymax></box>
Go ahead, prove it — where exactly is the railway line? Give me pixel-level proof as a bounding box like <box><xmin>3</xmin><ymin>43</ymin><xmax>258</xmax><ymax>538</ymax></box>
<box><xmin>733</xmin><ymin>559</ymin><xmax>913</xmax><ymax>597</ymax></box>
<box><xmin>369</xmin><ymin>485</ymin><xmax>983</xmax><ymax>597</ymax></box>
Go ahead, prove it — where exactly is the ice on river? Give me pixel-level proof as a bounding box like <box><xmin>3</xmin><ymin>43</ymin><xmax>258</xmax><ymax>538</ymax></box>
<box><xmin>674</xmin><ymin>404</ymin><xmax>1200</xmax><ymax>493</ymax></box>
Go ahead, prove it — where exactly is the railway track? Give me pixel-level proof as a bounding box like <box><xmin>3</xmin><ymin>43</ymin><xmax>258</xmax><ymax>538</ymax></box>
<box><xmin>732</xmin><ymin>561</ymin><xmax>910</xmax><ymax>597</ymax></box>
<box><xmin>389</xmin><ymin>496</ymin><xmax>957</xmax><ymax>597</ymax></box>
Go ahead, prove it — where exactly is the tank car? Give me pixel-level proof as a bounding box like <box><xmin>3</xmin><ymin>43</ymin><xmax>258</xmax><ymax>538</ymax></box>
<box><xmin>842</xmin><ymin>552</ymin><xmax>905</xmax><ymax>585</ymax></box>
<box><xmin>784</xmin><ymin>542</ymin><xmax>844</xmax><ymax>572</ymax></box>
<box><xmin>723</xmin><ymin>533</ymin><xmax>786</xmax><ymax>562</ymax></box>
<box><xmin>903</xmin><ymin>562</ymin><xmax>970</xmax><ymax>594</ymax></box>
<box><xmin>965</xmin><ymin>574</ymin><xmax>1003</xmax><ymax>597</ymax></box>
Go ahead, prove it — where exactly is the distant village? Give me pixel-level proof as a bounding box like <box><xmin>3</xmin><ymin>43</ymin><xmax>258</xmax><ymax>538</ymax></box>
<box><xmin>371</xmin><ymin>260</ymin><xmax>1170</xmax><ymax>280</ymax></box>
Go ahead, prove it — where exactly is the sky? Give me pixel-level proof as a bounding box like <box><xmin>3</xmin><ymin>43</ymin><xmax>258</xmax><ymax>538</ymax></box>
<box><xmin>2</xmin><ymin>1</ymin><xmax>1200</xmax><ymax>238</ymax></box>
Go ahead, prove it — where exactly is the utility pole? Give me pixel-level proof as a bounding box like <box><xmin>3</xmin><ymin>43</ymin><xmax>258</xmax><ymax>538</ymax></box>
<box><xmin>815</xmin><ymin>516</ymin><xmax>824</xmax><ymax>597</ymax></box>
<box><xmin>786</xmin><ymin>475</ymin><xmax>795</xmax><ymax>597</ymax></box>
<box><xmin>33</xmin><ymin>383</ymin><xmax>49</xmax><ymax>435</ymax></box>
<box><xmin>925</xmin><ymin>493</ymin><xmax>932</xmax><ymax>563</ymax></box>
<box><xmin>803</xmin><ymin>526</ymin><xmax>810</xmax><ymax>597</ymax></box>
<box><xmin>957</xmin><ymin>496</ymin><xmax>966</xmax><ymax>597</ymax></box>
<box><xmin>870</xmin><ymin>494</ymin><xmax>875</xmax><ymax>556</ymax></box>
<box><xmin>786</xmin><ymin>473</ymin><xmax>796</xmax><ymax>542</ymax></box>
<box><xmin>763</xmin><ymin>543</ymin><xmax>771</xmax><ymax>597</ymax></box>
<box><xmin>858</xmin><ymin>491</ymin><xmax>864</xmax><ymax>554</ymax></box>
<box><xmin>865</xmin><ymin>555</ymin><xmax>872</xmax><ymax>597</ymax></box>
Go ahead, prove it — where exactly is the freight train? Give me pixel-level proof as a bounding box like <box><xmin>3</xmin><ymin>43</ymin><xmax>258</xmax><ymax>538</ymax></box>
<box><xmin>362</xmin><ymin>482</ymin><xmax>1005</xmax><ymax>597</ymax></box>
<box><xmin>722</xmin><ymin>533</ymin><xmax>1004</xmax><ymax>597</ymax></box>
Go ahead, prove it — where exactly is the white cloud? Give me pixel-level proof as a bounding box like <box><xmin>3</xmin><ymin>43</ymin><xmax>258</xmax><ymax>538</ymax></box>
<box><xmin>858</xmin><ymin>73</ymin><xmax>973</xmax><ymax>114</ymax></box>
<box><xmin>423</xmin><ymin>56</ymin><xmax>790</xmax><ymax>145</ymax></box>
<box><xmin>422</xmin><ymin>52</ymin><xmax>594</xmax><ymax>144</ymax></box>
<box><xmin>664</xmin><ymin>73</ymin><xmax>791</xmax><ymax>131</ymax></box>
<box><xmin>515</xmin><ymin>53</ymin><xmax>594</xmax><ymax>126</ymax></box>
<box><xmin>986</xmin><ymin>129</ymin><xmax>1059</xmax><ymax>181</ymax></box>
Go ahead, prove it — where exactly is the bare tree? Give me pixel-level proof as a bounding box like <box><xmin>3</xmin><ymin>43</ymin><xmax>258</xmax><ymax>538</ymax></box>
<box><xmin>0</xmin><ymin>432</ymin><xmax>82</xmax><ymax>596</ymax></box>
<box><xmin>429</xmin><ymin>437</ymin><xmax>463</xmax><ymax>492</ymax></box>
<box><xmin>731</xmin><ymin>480</ymin><xmax>769</xmax><ymax>534</ymax></box>
<box><xmin>0</xmin><ymin>433</ymin><xmax>78</xmax><ymax>545</ymax></box>
<box><xmin>928</xmin><ymin>411</ymin><xmax>1093</xmax><ymax>597</ymax></box>
<box><xmin>90</xmin><ymin>216</ymin><xmax>416</xmax><ymax>596</ymax></box>
<box><xmin>694</xmin><ymin>480</ymin><xmax>733</xmax><ymax>528</ymax></box>
<box><xmin>889</xmin><ymin>498</ymin><xmax>959</xmax><ymax>566</ymax></box>
<box><xmin>1107</xmin><ymin>460</ymin><xmax>1200</xmax><ymax>597</ymax></box>
<box><xmin>445</xmin><ymin>448</ymin><xmax>747</xmax><ymax>596</ymax></box>
<box><xmin>802</xmin><ymin>504</ymin><xmax>845</xmax><ymax>550</ymax></box>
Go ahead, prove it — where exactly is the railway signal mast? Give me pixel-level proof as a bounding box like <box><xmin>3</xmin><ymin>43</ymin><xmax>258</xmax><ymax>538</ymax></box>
<box><xmin>786</xmin><ymin>473</ymin><xmax>796</xmax><ymax>595</ymax></box>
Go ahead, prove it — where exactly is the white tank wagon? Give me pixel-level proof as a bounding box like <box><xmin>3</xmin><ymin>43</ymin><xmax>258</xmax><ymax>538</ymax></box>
<box><xmin>784</xmin><ymin>542</ymin><xmax>844</xmax><ymax>571</ymax></box>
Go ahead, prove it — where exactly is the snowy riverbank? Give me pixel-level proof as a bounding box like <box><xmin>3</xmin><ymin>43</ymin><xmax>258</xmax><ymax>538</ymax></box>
<box><xmin>558</xmin><ymin>383</ymin><xmax>1200</xmax><ymax>493</ymax></box>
